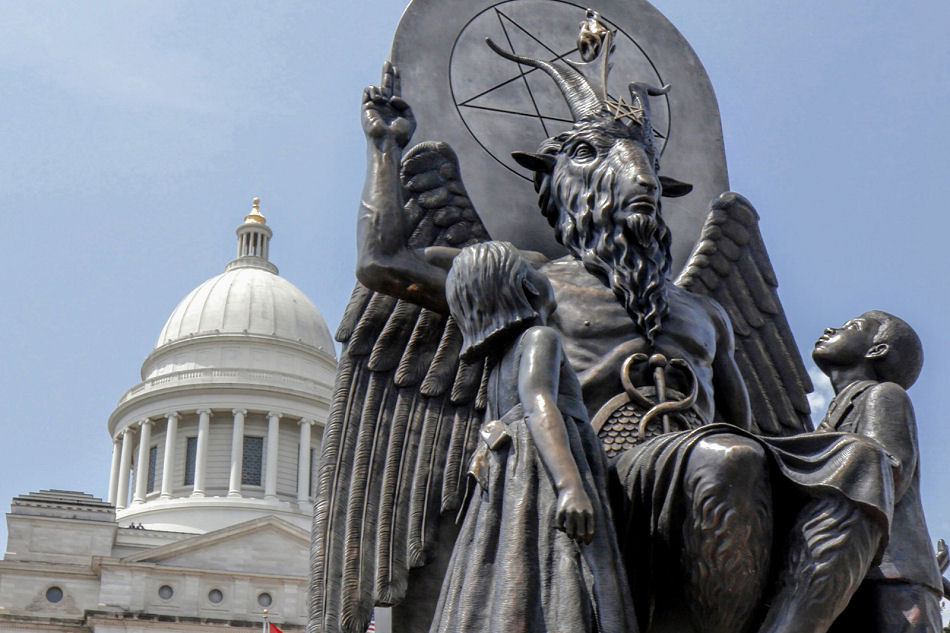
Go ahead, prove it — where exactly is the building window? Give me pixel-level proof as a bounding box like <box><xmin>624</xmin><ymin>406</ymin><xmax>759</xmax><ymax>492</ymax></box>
<box><xmin>257</xmin><ymin>592</ymin><xmax>272</xmax><ymax>607</ymax></box>
<box><xmin>147</xmin><ymin>446</ymin><xmax>158</xmax><ymax>493</ymax></box>
<box><xmin>184</xmin><ymin>436</ymin><xmax>198</xmax><ymax>485</ymax></box>
<box><xmin>242</xmin><ymin>436</ymin><xmax>263</xmax><ymax>486</ymax></box>
<box><xmin>208</xmin><ymin>588</ymin><xmax>224</xmax><ymax>604</ymax></box>
<box><xmin>46</xmin><ymin>586</ymin><xmax>63</xmax><ymax>603</ymax></box>
<box><xmin>297</xmin><ymin>445</ymin><xmax>316</xmax><ymax>498</ymax></box>
<box><xmin>158</xmin><ymin>584</ymin><xmax>174</xmax><ymax>600</ymax></box>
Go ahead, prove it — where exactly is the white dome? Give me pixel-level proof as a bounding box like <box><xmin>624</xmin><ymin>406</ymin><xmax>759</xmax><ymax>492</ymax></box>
<box><xmin>107</xmin><ymin>201</ymin><xmax>337</xmax><ymax>535</ymax></box>
<box><xmin>155</xmin><ymin>266</ymin><xmax>334</xmax><ymax>355</ymax></box>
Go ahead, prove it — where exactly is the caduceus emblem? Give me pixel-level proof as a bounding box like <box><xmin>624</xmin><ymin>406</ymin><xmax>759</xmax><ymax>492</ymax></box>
<box><xmin>591</xmin><ymin>353</ymin><xmax>699</xmax><ymax>457</ymax></box>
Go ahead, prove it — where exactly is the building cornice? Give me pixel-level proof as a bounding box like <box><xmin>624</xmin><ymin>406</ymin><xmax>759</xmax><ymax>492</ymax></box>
<box><xmin>142</xmin><ymin>332</ymin><xmax>336</xmax><ymax>375</ymax></box>
<box><xmin>108</xmin><ymin>378</ymin><xmax>332</xmax><ymax>435</ymax></box>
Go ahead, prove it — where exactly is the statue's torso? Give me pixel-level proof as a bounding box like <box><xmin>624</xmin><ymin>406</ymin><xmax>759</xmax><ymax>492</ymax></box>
<box><xmin>541</xmin><ymin>256</ymin><xmax>719</xmax><ymax>423</ymax></box>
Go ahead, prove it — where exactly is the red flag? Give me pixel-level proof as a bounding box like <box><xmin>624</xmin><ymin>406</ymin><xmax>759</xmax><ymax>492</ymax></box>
<box><xmin>268</xmin><ymin>624</ymin><xmax>284</xmax><ymax>633</ymax></box>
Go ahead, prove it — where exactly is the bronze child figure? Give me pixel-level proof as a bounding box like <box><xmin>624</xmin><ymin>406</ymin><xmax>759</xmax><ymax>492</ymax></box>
<box><xmin>813</xmin><ymin>311</ymin><xmax>943</xmax><ymax>632</ymax></box>
<box><xmin>432</xmin><ymin>241</ymin><xmax>637</xmax><ymax>633</ymax></box>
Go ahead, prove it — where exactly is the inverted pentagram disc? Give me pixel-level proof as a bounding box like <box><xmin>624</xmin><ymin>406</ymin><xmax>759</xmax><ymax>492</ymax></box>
<box><xmin>392</xmin><ymin>0</ymin><xmax>728</xmax><ymax>271</ymax></box>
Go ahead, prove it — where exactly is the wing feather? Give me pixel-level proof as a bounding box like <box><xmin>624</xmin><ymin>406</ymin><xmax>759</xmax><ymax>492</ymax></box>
<box><xmin>375</xmin><ymin>389</ymin><xmax>425</xmax><ymax>604</ymax></box>
<box><xmin>408</xmin><ymin>399</ymin><xmax>449</xmax><ymax>565</ymax></box>
<box><xmin>676</xmin><ymin>192</ymin><xmax>812</xmax><ymax>435</ymax></box>
<box><xmin>451</xmin><ymin>357</ymin><xmax>485</xmax><ymax>405</ymax></box>
<box><xmin>728</xmin><ymin>268</ymin><xmax>767</xmax><ymax>330</ymax></box>
<box><xmin>312</xmin><ymin>356</ymin><xmax>371</xmax><ymax>633</ymax></box>
<box><xmin>310</xmin><ymin>141</ymin><xmax>490</xmax><ymax>633</ymax></box>
<box><xmin>340</xmin><ymin>374</ymin><xmax>394</xmax><ymax>630</ymax></box>
<box><xmin>732</xmin><ymin>345</ymin><xmax>777</xmax><ymax>428</ymax></box>
<box><xmin>348</xmin><ymin>293</ymin><xmax>398</xmax><ymax>356</ymax></box>
<box><xmin>369</xmin><ymin>301</ymin><xmax>422</xmax><ymax>371</ymax></box>
<box><xmin>421</xmin><ymin>317</ymin><xmax>463</xmax><ymax>397</ymax></box>
<box><xmin>714</xmin><ymin>282</ymin><xmax>752</xmax><ymax>337</ymax></box>
<box><xmin>394</xmin><ymin>309</ymin><xmax>445</xmax><ymax>388</ymax></box>
<box><xmin>441</xmin><ymin>407</ymin><xmax>480</xmax><ymax>512</ymax></box>
<box><xmin>336</xmin><ymin>284</ymin><xmax>374</xmax><ymax>342</ymax></box>
<box><xmin>736</xmin><ymin>254</ymin><xmax>778</xmax><ymax>317</ymax></box>
<box><xmin>425</xmin><ymin>404</ymin><xmax>457</xmax><ymax>540</ymax></box>
<box><xmin>765</xmin><ymin>320</ymin><xmax>812</xmax><ymax>415</ymax></box>
<box><xmin>695</xmin><ymin>262</ymin><xmax>721</xmax><ymax>293</ymax></box>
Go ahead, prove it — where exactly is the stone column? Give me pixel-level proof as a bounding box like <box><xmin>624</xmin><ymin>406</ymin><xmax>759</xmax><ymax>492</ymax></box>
<box><xmin>107</xmin><ymin>437</ymin><xmax>122</xmax><ymax>506</ymax></box>
<box><xmin>192</xmin><ymin>409</ymin><xmax>212</xmax><ymax>497</ymax></box>
<box><xmin>297</xmin><ymin>418</ymin><xmax>314</xmax><ymax>505</ymax></box>
<box><xmin>115</xmin><ymin>428</ymin><xmax>135</xmax><ymax>511</ymax></box>
<box><xmin>228</xmin><ymin>408</ymin><xmax>247</xmax><ymax>497</ymax></box>
<box><xmin>160</xmin><ymin>412</ymin><xmax>179</xmax><ymax>499</ymax></box>
<box><xmin>132</xmin><ymin>419</ymin><xmax>153</xmax><ymax>504</ymax></box>
<box><xmin>265</xmin><ymin>412</ymin><xmax>281</xmax><ymax>501</ymax></box>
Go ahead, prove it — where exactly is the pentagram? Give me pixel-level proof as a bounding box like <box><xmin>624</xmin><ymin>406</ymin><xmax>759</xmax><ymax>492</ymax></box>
<box><xmin>449</xmin><ymin>0</ymin><xmax>669</xmax><ymax>180</ymax></box>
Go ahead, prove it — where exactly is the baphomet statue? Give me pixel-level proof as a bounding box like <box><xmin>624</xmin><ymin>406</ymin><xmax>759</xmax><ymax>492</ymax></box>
<box><xmin>309</xmin><ymin>12</ymin><xmax>936</xmax><ymax>633</ymax></box>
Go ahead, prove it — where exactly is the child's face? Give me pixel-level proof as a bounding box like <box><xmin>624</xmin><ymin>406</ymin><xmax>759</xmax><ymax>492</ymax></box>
<box><xmin>812</xmin><ymin>315</ymin><xmax>880</xmax><ymax>369</ymax></box>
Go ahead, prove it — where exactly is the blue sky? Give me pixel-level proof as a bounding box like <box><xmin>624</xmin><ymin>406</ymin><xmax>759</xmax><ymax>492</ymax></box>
<box><xmin>2</xmin><ymin>0</ymin><xmax>950</xmax><ymax>605</ymax></box>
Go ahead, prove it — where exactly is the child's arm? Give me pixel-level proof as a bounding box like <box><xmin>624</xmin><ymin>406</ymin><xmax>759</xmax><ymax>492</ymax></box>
<box><xmin>518</xmin><ymin>326</ymin><xmax>595</xmax><ymax>544</ymax></box>
<box><xmin>859</xmin><ymin>382</ymin><xmax>918</xmax><ymax>500</ymax></box>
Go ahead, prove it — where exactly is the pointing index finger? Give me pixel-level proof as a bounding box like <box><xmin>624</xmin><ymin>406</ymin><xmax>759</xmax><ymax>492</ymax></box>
<box><xmin>381</xmin><ymin>61</ymin><xmax>395</xmax><ymax>99</ymax></box>
<box><xmin>392</xmin><ymin>64</ymin><xmax>401</xmax><ymax>97</ymax></box>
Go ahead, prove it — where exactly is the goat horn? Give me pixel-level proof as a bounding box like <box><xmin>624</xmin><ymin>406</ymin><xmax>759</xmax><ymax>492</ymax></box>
<box><xmin>485</xmin><ymin>38</ymin><xmax>605</xmax><ymax>121</ymax></box>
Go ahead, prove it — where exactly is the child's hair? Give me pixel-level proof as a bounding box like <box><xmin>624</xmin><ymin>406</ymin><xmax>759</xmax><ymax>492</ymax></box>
<box><xmin>446</xmin><ymin>241</ymin><xmax>548</xmax><ymax>360</ymax></box>
<box><xmin>863</xmin><ymin>310</ymin><xmax>923</xmax><ymax>388</ymax></box>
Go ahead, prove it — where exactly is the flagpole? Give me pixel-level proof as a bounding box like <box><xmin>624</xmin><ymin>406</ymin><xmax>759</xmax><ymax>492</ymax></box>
<box><xmin>262</xmin><ymin>608</ymin><xmax>268</xmax><ymax>633</ymax></box>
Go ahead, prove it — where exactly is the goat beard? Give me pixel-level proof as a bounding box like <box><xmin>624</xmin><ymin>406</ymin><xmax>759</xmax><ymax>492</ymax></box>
<box><xmin>553</xmin><ymin>170</ymin><xmax>672</xmax><ymax>343</ymax></box>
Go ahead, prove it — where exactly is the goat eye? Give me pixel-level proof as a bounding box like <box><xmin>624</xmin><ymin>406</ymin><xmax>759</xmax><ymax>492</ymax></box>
<box><xmin>571</xmin><ymin>143</ymin><xmax>596</xmax><ymax>162</ymax></box>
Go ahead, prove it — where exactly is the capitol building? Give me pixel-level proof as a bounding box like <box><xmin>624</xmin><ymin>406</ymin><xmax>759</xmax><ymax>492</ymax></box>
<box><xmin>0</xmin><ymin>201</ymin><xmax>339</xmax><ymax>632</ymax></box>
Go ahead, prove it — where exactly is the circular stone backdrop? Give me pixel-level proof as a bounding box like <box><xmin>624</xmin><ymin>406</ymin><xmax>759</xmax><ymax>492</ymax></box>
<box><xmin>392</xmin><ymin>0</ymin><xmax>729</xmax><ymax>272</ymax></box>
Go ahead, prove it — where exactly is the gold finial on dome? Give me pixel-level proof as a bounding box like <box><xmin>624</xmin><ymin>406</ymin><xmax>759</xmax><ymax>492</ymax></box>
<box><xmin>244</xmin><ymin>197</ymin><xmax>267</xmax><ymax>224</ymax></box>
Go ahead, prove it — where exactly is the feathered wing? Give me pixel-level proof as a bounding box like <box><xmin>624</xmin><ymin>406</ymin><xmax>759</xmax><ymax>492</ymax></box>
<box><xmin>311</xmin><ymin>142</ymin><xmax>490</xmax><ymax>633</ymax></box>
<box><xmin>675</xmin><ymin>192</ymin><xmax>813</xmax><ymax>436</ymax></box>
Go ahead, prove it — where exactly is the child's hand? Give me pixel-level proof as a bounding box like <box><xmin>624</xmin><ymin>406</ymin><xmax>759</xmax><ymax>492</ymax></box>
<box><xmin>556</xmin><ymin>485</ymin><xmax>595</xmax><ymax>544</ymax></box>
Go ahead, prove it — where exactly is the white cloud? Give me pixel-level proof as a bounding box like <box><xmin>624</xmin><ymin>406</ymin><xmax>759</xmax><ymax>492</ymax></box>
<box><xmin>806</xmin><ymin>364</ymin><xmax>835</xmax><ymax>427</ymax></box>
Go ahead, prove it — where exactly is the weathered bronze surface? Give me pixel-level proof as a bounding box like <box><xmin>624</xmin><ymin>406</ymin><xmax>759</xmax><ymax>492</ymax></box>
<box><xmin>309</xmin><ymin>4</ymin><xmax>946</xmax><ymax>633</ymax></box>
<box><xmin>388</xmin><ymin>0</ymin><xmax>729</xmax><ymax>271</ymax></box>
<box><xmin>813</xmin><ymin>311</ymin><xmax>942</xmax><ymax>632</ymax></box>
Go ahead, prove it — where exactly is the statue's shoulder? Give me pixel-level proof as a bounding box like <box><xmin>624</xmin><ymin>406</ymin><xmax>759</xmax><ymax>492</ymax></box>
<box><xmin>669</xmin><ymin>283</ymin><xmax>729</xmax><ymax>324</ymax></box>
<box><xmin>539</xmin><ymin>256</ymin><xmax>602</xmax><ymax>289</ymax></box>
<box><xmin>863</xmin><ymin>381</ymin><xmax>913</xmax><ymax>412</ymax></box>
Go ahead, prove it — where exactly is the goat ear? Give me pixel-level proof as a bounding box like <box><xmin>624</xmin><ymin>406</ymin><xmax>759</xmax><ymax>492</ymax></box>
<box><xmin>512</xmin><ymin>151</ymin><xmax>555</xmax><ymax>174</ymax></box>
<box><xmin>659</xmin><ymin>175</ymin><xmax>693</xmax><ymax>198</ymax></box>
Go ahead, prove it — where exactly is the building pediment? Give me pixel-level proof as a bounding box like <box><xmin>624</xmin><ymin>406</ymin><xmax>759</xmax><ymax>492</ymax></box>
<box><xmin>122</xmin><ymin>515</ymin><xmax>309</xmax><ymax>576</ymax></box>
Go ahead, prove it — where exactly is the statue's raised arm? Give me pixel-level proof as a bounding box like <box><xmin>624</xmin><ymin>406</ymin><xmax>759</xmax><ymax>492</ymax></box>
<box><xmin>356</xmin><ymin>62</ymin><xmax>485</xmax><ymax>313</ymax></box>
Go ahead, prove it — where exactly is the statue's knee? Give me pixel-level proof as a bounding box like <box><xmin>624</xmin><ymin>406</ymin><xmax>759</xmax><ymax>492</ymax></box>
<box><xmin>685</xmin><ymin>435</ymin><xmax>768</xmax><ymax>493</ymax></box>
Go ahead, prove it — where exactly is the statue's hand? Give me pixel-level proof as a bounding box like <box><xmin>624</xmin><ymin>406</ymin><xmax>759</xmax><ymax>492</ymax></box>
<box><xmin>556</xmin><ymin>485</ymin><xmax>595</xmax><ymax>544</ymax></box>
<box><xmin>362</xmin><ymin>61</ymin><xmax>415</xmax><ymax>149</ymax></box>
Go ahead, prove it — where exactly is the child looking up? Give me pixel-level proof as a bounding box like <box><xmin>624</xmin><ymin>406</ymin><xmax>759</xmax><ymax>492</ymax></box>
<box><xmin>813</xmin><ymin>310</ymin><xmax>942</xmax><ymax>632</ymax></box>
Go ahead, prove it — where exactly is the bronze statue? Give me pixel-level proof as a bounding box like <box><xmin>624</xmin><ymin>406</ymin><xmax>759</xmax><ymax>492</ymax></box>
<box><xmin>813</xmin><ymin>311</ymin><xmax>943</xmax><ymax>632</ymax></box>
<box><xmin>310</xmin><ymin>14</ymin><xmax>915</xmax><ymax>633</ymax></box>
